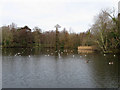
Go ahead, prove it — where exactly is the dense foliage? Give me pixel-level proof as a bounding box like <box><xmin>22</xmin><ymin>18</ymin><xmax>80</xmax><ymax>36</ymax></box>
<box><xmin>1</xmin><ymin>24</ymin><xmax>93</xmax><ymax>49</ymax></box>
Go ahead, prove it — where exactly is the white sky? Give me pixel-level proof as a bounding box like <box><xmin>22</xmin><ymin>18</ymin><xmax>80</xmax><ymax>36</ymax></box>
<box><xmin>0</xmin><ymin>0</ymin><xmax>119</xmax><ymax>33</ymax></box>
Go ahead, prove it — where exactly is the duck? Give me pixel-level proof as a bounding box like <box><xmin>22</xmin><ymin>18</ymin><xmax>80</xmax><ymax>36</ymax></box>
<box><xmin>58</xmin><ymin>53</ymin><xmax>61</xmax><ymax>58</ymax></box>
<box><xmin>104</xmin><ymin>54</ymin><xmax>106</xmax><ymax>56</ymax></box>
<box><xmin>109</xmin><ymin>62</ymin><xmax>113</xmax><ymax>65</ymax></box>
<box><xmin>86</xmin><ymin>60</ymin><xmax>89</xmax><ymax>63</ymax></box>
<box><xmin>28</xmin><ymin>55</ymin><xmax>30</xmax><ymax>58</ymax></box>
<box><xmin>80</xmin><ymin>56</ymin><xmax>82</xmax><ymax>58</ymax></box>
<box><xmin>55</xmin><ymin>51</ymin><xmax>57</xmax><ymax>52</ymax></box>
<box><xmin>73</xmin><ymin>55</ymin><xmax>75</xmax><ymax>58</ymax></box>
<box><xmin>17</xmin><ymin>53</ymin><xmax>20</xmax><ymax>55</ymax></box>
<box><xmin>71</xmin><ymin>50</ymin><xmax>73</xmax><ymax>52</ymax></box>
<box><xmin>66</xmin><ymin>50</ymin><xmax>67</xmax><ymax>52</ymax></box>
<box><xmin>14</xmin><ymin>54</ymin><xmax>17</xmax><ymax>56</ymax></box>
<box><xmin>51</xmin><ymin>53</ymin><xmax>53</xmax><ymax>55</ymax></box>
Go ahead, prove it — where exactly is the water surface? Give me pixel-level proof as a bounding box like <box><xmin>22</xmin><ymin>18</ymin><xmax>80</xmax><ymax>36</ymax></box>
<box><xmin>2</xmin><ymin>48</ymin><xmax>120</xmax><ymax>88</ymax></box>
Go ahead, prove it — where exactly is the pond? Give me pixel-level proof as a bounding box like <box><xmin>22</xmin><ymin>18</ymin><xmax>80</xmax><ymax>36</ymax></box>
<box><xmin>2</xmin><ymin>48</ymin><xmax>120</xmax><ymax>88</ymax></box>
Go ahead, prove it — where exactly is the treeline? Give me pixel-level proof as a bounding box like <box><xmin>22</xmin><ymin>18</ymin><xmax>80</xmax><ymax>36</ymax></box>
<box><xmin>1</xmin><ymin>23</ymin><xmax>93</xmax><ymax>49</ymax></box>
<box><xmin>1</xmin><ymin>9</ymin><xmax>120</xmax><ymax>53</ymax></box>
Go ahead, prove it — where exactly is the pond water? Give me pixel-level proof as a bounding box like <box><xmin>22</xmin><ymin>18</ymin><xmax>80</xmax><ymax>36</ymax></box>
<box><xmin>2</xmin><ymin>48</ymin><xmax>120</xmax><ymax>88</ymax></box>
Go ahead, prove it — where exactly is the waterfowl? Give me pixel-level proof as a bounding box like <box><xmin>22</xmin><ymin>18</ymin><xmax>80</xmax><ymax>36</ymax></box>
<box><xmin>65</xmin><ymin>50</ymin><xmax>67</xmax><ymax>52</ymax></box>
<box><xmin>18</xmin><ymin>53</ymin><xmax>20</xmax><ymax>54</ymax></box>
<box><xmin>109</xmin><ymin>62</ymin><xmax>113</xmax><ymax>65</ymax></box>
<box><xmin>104</xmin><ymin>54</ymin><xmax>106</xmax><ymax>56</ymax></box>
<box><xmin>28</xmin><ymin>55</ymin><xmax>30</xmax><ymax>57</ymax></box>
<box><xmin>58</xmin><ymin>53</ymin><xmax>61</xmax><ymax>58</ymax></box>
<box><xmin>86</xmin><ymin>60</ymin><xmax>89</xmax><ymax>63</ymax></box>
<box><xmin>55</xmin><ymin>51</ymin><xmax>57</xmax><ymax>52</ymax></box>
<box><xmin>73</xmin><ymin>55</ymin><xmax>75</xmax><ymax>58</ymax></box>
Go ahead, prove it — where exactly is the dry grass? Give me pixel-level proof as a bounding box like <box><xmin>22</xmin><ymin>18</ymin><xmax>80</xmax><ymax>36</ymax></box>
<box><xmin>78</xmin><ymin>46</ymin><xmax>96</xmax><ymax>53</ymax></box>
<box><xmin>78</xmin><ymin>46</ymin><xmax>95</xmax><ymax>50</ymax></box>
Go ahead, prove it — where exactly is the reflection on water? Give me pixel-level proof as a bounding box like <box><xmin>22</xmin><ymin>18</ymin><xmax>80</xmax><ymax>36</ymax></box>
<box><xmin>2</xmin><ymin>48</ymin><xmax>120</xmax><ymax>88</ymax></box>
<box><xmin>78</xmin><ymin>49</ymin><xmax>94</xmax><ymax>53</ymax></box>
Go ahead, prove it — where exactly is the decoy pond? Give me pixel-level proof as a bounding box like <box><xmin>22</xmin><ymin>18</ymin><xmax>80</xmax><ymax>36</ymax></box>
<box><xmin>2</xmin><ymin>48</ymin><xmax>120</xmax><ymax>88</ymax></box>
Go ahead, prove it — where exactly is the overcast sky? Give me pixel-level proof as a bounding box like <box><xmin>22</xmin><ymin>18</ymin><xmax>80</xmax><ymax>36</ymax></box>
<box><xmin>0</xmin><ymin>0</ymin><xmax>119</xmax><ymax>33</ymax></box>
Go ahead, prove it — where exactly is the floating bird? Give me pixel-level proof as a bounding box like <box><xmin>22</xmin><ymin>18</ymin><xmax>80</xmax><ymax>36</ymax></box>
<box><xmin>58</xmin><ymin>53</ymin><xmax>61</xmax><ymax>58</ymax></box>
<box><xmin>65</xmin><ymin>50</ymin><xmax>67</xmax><ymax>52</ymax></box>
<box><xmin>85</xmin><ymin>55</ymin><xmax>87</xmax><ymax>57</ymax></box>
<box><xmin>17</xmin><ymin>53</ymin><xmax>20</xmax><ymax>55</ymax></box>
<box><xmin>51</xmin><ymin>53</ymin><xmax>53</xmax><ymax>55</ymax></box>
<box><xmin>80</xmin><ymin>56</ymin><xmax>82</xmax><ymax>58</ymax></box>
<box><xmin>73</xmin><ymin>55</ymin><xmax>75</xmax><ymax>58</ymax></box>
<box><xmin>28</xmin><ymin>55</ymin><xmax>30</xmax><ymax>58</ymax></box>
<box><xmin>48</xmin><ymin>54</ymin><xmax>50</xmax><ymax>56</ymax></box>
<box><xmin>109</xmin><ymin>62</ymin><xmax>113</xmax><ymax>65</ymax></box>
<box><xmin>58</xmin><ymin>53</ymin><xmax>60</xmax><ymax>56</ymax></box>
<box><xmin>104</xmin><ymin>54</ymin><xmax>106</xmax><ymax>56</ymax></box>
<box><xmin>45</xmin><ymin>55</ymin><xmax>47</xmax><ymax>56</ymax></box>
<box><xmin>86</xmin><ymin>60</ymin><xmax>89</xmax><ymax>63</ymax></box>
<box><xmin>61</xmin><ymin>52</ymin><xmax>63</xmax><ymax>54</ymax></box>
<box><xmin>67</xmin><ymin>53</ymin><xmax>69</xmax><ymax>55</ymax></box>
